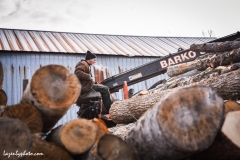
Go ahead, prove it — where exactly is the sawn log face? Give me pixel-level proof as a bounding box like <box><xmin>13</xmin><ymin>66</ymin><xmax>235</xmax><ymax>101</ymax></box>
<box><xmin>125</xmin><ymin>86</ymin><xmax>224</xmax><ymax>160</ymax></box>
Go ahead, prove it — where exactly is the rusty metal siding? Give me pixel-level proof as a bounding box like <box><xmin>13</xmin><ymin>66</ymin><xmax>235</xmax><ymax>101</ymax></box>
<box><xmin>0</xmin><ymin>52</ymin><xmax>167</xmax><ymax>126</ymax></box>
<box><xmin>0</xmin><ymin>28</ymin><xmax>215</xmax><ymax>57</ymax></box>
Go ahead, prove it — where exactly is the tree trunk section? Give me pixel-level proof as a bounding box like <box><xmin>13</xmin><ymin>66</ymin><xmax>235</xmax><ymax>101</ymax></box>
<box><xmin>190</xmin><ymin>41</ymin><xmax>240</xmax><ymax>52</ymax></box>
<box><xmin>46</xmin><ymin>118</ymin><xmax>102</xmax><ymax>154</ymax></box>
<box><xmin>79</xmin><ymin>134</ymin><xmax>135</xmax><ymax>160</ymax></box>
<box><xmin>110</xmin><ymin>89</ymin><xmax>172</xmax><ymax>124</ymax></box>
<box><xmin>0</xmin><ymin>89</ymin><xmax>7</xmax><ymax>106</ymax></box>
<box><xmin>1</xmin><ymin>103</ymin><xmax>43</xmax><ymax>133</ymax></box>
<box><xmin>110</xmin><ymin>68</ymin><xmax>240</xmax><ymax>124</ymax></box>
<box><xmin>0</xmin><ymin>117</ymin><xmax>32</xmax><ymax>160</ymax></box>
<box><xmin>24</xmin><ymin>135</ymin><xmax>73</xmax><ymax>160</ymax></box>
<box><xmin>188</xmin><ymin>111</ymin><xmax>240</xmax><ymax>160</ymax></box>
<box><xmin>208</xmin><ymin>48</ymin><xmax>240</xmax><ymax>68</ymax></box>
<box><xmin>167</xmin><ymin>61</ymin><xmax>198</xmax><ymax>77</ymax></box>
<box><xmin>125</xmin><ymin>86</ymin><xmax>224</xmax><ymax>160</ymax></box>
<box><xmin>20</xmin><ymin>64</ymin><xmax>81</xmax><ymax>133</ymax></box>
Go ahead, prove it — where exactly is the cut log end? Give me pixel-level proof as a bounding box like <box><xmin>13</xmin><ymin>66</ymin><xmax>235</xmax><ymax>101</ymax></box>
<box><xmin>157</xmin><ymin>85</ymin><xmax>224</xmax><ymax>152</ymax></box>
<box><xmin>30</xmin><ymin>65</ymin><xmax>81</xmax><ymax>109</ymax></box>
<box><xmin>61</xmin><ymin>118</ymin><xmax>98</xmax><ymax>154</ymax></box>
<box><xmin>97</xmin><ymin>134</ymin><xmax>135</xmax><ymax>160</ymax></box>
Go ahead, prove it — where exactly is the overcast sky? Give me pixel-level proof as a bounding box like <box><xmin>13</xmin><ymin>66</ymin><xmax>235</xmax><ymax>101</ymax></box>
<box><xmin>0</xmin><ymin>0</ymin><xmax>239</xmax><ymax>38</ymax></box>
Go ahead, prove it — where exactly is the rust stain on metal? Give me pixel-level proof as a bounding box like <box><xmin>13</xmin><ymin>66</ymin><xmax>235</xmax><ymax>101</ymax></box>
<box><xmin>0</xmin><ymin>38</ymin><xmax>5</xmax><ymax>50</ymax></box>
<box><xmin>105</xmin><ymin>68</ymin><xmax>110</xmax><ymax>78</ymax></box>
<box><xmin>93</xmin><ymin>67</ymin><xmax>99</xmax><ymax>83</ymax></box>
<box><xmin>52</xmin><ymin>33</ymin><xmax>70</xmax><ymax>52</ymax></box>
<box><xmin>45</xmin><ymin>32</ymin><xmax>61</xmax><ymax>52</ymax></box>
<box><xmin>29</xmin><ymin>31</ymin><xmax>43</xmax><ymax>51</ymax></box>
<box><xmin>68</xmin><ymin>34</ymin><xmax>85</xmax><ymax>52</ymax></box>
<box><xmin>38</xmin><ymin>32</ymin><xmax>52</xmax><ymax>52</ymax></box>
<box><xmin>24</xmin><ymin>66</ymin><xmax>26</xmax><ymax>79</ymax></box>
<box><xmin>118</xmin><ymin>66</ymin><xmax>123</xmax><ymax>73</ymax></box>
<box><xmin>60</xmin><ymin>33</ymin><xmax>78</xmax><ymax>52</ymax></box>
<box><xmin>11</xmin><ymin>65</ymin><xmax>14</xmax><ymax>74</ymax></box>
<box><xmin>13</xmin><ymin>30</ymin><xmax>24</xmax><ymax>51</ymax></box>
<box><xmin>4</xmin><ymin>30</ymin><xmax>15</xmax><ymax>50</ymax></box>
<box><xmin>0</xmin><ymin>61</ymin><xmax>3</xmax><ymax>87</ymax></box>
<box><xmin>21</xmin><ymin>31</ymin><xmax>34</xmax><ymax>51</ymax></box>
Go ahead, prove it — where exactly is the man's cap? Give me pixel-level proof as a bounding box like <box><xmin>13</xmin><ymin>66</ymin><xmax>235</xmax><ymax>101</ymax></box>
<box><xmin>85</xmin><ymin>50</ymin><xmax>96</xmax><ymax>60</ymax></box>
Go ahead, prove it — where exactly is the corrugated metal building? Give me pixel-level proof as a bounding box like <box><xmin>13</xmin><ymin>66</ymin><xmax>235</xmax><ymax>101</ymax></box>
<box><xmin>0</xmin><ymin>28</ymin><xmax>216</xmax><ymax>125</ymax></box>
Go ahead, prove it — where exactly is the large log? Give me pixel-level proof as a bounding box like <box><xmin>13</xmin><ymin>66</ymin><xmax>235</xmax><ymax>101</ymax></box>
<box><xmin>190</xmin><ymin>41</ymin><xmax>240</xmax><ymax>52</ymax></box>
<box><xmin>20</xmin><ymin>64</ymin><xmax>81</xmax><ymax>133</ymax></box>
<box><xmin>0</xmin><ymin>89</ymin><xmax>7</xmax><ymax>106</ymax></box>
<box><xmin>24</xmin><ymin>135</ymin><xmax>73</xmax><ymax>160</ymax></box>
<box><xmin>167</xmin><ymin>61</ymin><xmax>198</xmax><ymax>77</ymax></box>
<box><xmin>46</xmin><ymin>118</ymin><xmax>109</xmax><ymax>155</ymax></box>
<box><xmin>0</xmin><ymin>117</ymin><xmax>32</xmax><ymax>160</ymax></box>
<box><xmin>187</xmin><ymin>111</ymin><xmax>240</xmax><ymax>160</ymax></box>
<box><xmin>110</xmin><ymin>68</ymin><xmax>240</xmax><ymax>124</ymax></box>
<box><xmin>79</xmin><ymin>134</ymin><xmax>135</xmax><ymax>160</ymax></box>
<box><xmin>125</xmin><ymin>86</ymin><xmax>224</xmax><ymax>160</ymax></box>
<box><xmin>1</xmin><ymin>103</ymin><xmax>43</xmax><ymax>133</ymax></box>
<box><xmin>97</xmin><ymin>134</ymin><xmax>135</xmax><ymax>160</ymax></box>
<box><xmin>208</xmin><ymin>48</ymin><xmax>240</xmax><ymax>68</ymax></box>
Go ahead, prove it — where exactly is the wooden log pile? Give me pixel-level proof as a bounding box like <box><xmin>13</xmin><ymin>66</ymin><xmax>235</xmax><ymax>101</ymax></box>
<box><xmin>0</xmin><ymin>64</ymin><xmax>135</xmax><ymax>160</ymax></box>
<box><xmin>109</xmin><ymin>39</ymin><xmax>240</xmax><ymax>159</ymax></box>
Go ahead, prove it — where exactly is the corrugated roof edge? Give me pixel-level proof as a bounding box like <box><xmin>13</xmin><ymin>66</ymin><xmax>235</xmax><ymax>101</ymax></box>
<box><xmin>0</xmin><ymin>27</ymin><xmax>217</xmax><ymax>39</ymax></box>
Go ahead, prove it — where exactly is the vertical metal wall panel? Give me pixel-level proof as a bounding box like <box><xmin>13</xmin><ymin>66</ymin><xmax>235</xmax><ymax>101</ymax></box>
<box><xmin>1</xmin><ymin>52</ymin><xmax>168</xmax><ymax>126</ymax></box>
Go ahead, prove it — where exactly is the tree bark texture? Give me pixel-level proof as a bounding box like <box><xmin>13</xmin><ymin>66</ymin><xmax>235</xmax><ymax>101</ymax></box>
<box><xmin>110</xmin><ymin>68</ymin><xmax>240</xmax><ymax>124</ymax></box>
<box><xmin>188</xmin><ymin>111</ymin><xmax>240</xmax><ymax>160</ymax></box>
<box><xmin>109</xmin><ymin>89</ymin><xmax>172</xmax><ymax>124</ymax></box>
<box><xmin>207</xmin><ymin>48</ymin><xmax>240</xmax><ymax>68</ymax></box>
<box><xmin>1</xmin><ymin>103</ymin><xmax>43</xmax><ymax>133</ymax></box>
<box><xmin>167</xmin><ymin>61</ymin><xmax>198</xmax><ymax>77</ymax></box>
<box><xmin>0</xmin><ymin>89</ymin><xmax>7</xmax><ymax>106</ymax></box>
<box><xmin>20</xmin><ymin>64</ymin><xmax>81</xmax><ymax>133</ymax></box>
<box><xmin>190</xmin><ymin>41</ymin><xmax>240</xmax><ymax>52</ymax></box>
<box><xmin>125</xmin><ymin>86</ymin><xmax>224</xmax><ymax>160</ymax></box>
<box><xmin>0</xmin><ymin>117</ymin><xmax>32</xmax><ymax>160</ymax></box>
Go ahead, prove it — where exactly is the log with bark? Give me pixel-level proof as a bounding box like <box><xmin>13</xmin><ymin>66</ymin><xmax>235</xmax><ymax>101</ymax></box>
<box><xmin>1</xmin><ymin>103</ymin><xmax>43</xmax><ymax>133</ymax></box>
<box><xmin>46</xmin><ymin>118</ymin><xmax>109</xmax><ymax>155</ymax></box>
<box><xmin>110</xmin><ymin>68</ymin><xmax>240</xmax><ymax>124</ymax></box>
<box><xmin>187</xmin><ymin>110</ymin><xmax>240</xmax><ymax>160</ymax></box>
<box><xmin>24</xmin><ymin>134</ymin><xmax>73</xmax><ymax>160</ymax></box>
<box><xmin>207</xmin><ymin>48</ymin><xmax>240</xmax><ymax>68</ymax></box>
<box><xmin>0</xmin><ymin>117</ymin><xmax>32</xmax><ymax>160</ymax></box>
<box><xmin>190</xmin><ymin>41</ymin><xmax>240</xmax><ymax>52</ymax></box>
<box><xmin>125</xmin><ymin>86</ymin><xmax>224</xmax><ymax>160</ymax></box>
<box><xmin>0</xmin><ymin>89</ymin><xmax>7</xmax><ymax>106</ymax></box>
<box><xmin>77</xmin><ymin>134</ymin><xmax>135</xmax><ymax>160</ymax></box>
<box><xmin>20</xmin><ymin>64</ymin><xmax>81</xmax><ymax>133</ymax></box>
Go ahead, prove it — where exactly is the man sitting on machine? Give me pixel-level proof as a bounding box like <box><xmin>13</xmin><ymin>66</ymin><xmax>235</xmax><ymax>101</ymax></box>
<box><xmin>74</xmin><ymin>50</ymin><xmax>114</xmax><ymax>122</ymax></box>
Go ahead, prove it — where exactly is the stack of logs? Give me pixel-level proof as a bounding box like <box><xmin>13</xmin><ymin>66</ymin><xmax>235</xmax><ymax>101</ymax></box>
<box><xmin>109</xmin><ymin>39</ymin><xmax>240</xmax><ymax>160</ymax></box>
<box><xmin>0</xmin><ymin>64</ymin><xmax>135</xmax><ymax>160</ymax></box>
